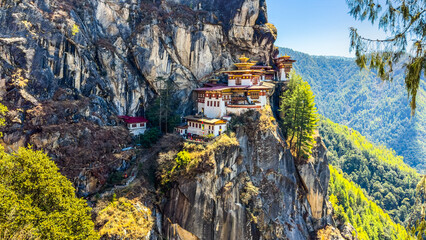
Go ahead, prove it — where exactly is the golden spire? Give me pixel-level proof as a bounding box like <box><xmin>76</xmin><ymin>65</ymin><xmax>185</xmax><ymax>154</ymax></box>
<box><xmin>239</xmin><ymin>54</ymin><xmax>250</xmax><ymax>63</ymax></box>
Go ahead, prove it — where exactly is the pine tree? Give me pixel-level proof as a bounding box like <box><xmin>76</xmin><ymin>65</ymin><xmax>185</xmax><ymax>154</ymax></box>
<box><xmin>347</xmin><ymin>0</ymin><xmax>426</xmax><ymax>114</ymax></box>
<box><xmin>280</xmin><ymin>72</ymin><xmax>319</xmax><ymax>160</ymax></box>
<box><xmin>146</xmin><ymin>77</ymin><xmax>181</xmax><ymax>133</ymax></box>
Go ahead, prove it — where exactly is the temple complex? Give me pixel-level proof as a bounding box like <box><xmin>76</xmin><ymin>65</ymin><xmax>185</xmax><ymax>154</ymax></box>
<box><xmin>178</xmin><ymin>54</ymin><xmax>295</xmax><ymax>138</ymax></box>
<box><xmin>195</xmin><ymin>55</ymin><xmax>273</xmax><ymax>119</ymax></box>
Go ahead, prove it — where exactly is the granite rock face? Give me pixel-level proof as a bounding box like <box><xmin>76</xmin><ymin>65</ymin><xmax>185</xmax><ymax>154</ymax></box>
<box><xmin>161</xmin><ymin>111</ymin><xmax>334</xmax><ymax>239</ymax></box>
<box><xmin>0</xmin><ymin>0</ymin><xmax>276</xmax><ymax>116</ymax></box>
<box><xmin>0</xmin><ymin>0</ymin><xmax>276</xmax><ymax>191</ymax></box>
<box><xmin>1</xmin><ymin>0</ymin><xmax>343</xmax><ymax>238</ymax></box>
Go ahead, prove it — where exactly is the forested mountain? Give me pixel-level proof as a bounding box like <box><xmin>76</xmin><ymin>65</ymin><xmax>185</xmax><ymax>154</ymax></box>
<box><xmin>329</xmin><ymin>165</ymin><xmax>410</xmax><ymax>239</ymax></box>
<box><xmin>279</xmin><ymin>47</ymin><xmax>426</xmax><ymax>171</ymax></box>
<box><xmin>319</xmin><ymin>117</ymin><xmax>419</xmax><ymax>224</ymax></box>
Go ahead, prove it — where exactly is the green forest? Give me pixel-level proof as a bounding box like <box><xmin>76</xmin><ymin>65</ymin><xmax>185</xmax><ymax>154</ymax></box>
<box><xmin>279</xmin><ymin>47</ymin><xmax>426</xmax><ymax>172</ymax></box>
<box><xmin>329</xmin><ymin>165</ymin><xmax>410</xmax><ymax>239</ymax></box>
<box><xmin>319</xmin><ymin>117</ymin><xmax>419</xmax><ymax>224</ymax></box>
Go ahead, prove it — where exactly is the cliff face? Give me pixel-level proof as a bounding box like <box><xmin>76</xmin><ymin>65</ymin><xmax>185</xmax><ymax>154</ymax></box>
<box><xmin>161</xmin><ymin>111</ymin><xmax>334</xmax><ymax>239</ymax></box>
<box><xmin>0</xmin><ymin>0</ymin><xmax>276</xmax><ymax>192</ymax></box>
<box><xmin>1</xmin><ymin>0</ymin><xmax>340</xmax><ymax>238</ymax></box>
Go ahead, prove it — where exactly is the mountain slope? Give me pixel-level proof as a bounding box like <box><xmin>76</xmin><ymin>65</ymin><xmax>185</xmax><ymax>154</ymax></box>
<box><xmin>329</xmin><ymin>165</ymin><xmax>410</xmax><ymax>240</ymax></box>
<box><xmin>278</xmin><ymin>47</ymin><xmax>426</xmax><ymax>171</ymax></box>
<box><xmin>319</xmin><ymin>117</ymin><xmax>419</xmax><ymax>224</ymax></box>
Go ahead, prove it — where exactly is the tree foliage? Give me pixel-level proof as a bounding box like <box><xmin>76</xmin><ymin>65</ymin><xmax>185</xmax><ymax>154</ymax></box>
<box><xmin>319</xmin><ymin>117</ymin><xmax>419</xmax><ymax>224</ymax></box>
<box><xmin>146</xmin><ymin>77</ymin><xmax>181</xmax><ymax>133</ymax></box>
<box><xmin>278</xmin><ymin>47</ymin><xmax>426</xmax><ymax>171</ymax></box>
<box><xmin>347</xmin><ymin>0</ymin><xmax>426</xmax><ymax>114</ymax></box>
<box><xmin>329</xmin><ymin>165</ymin><xmax>411</xmax><ymax>239</ymax></box>
<box><xmin>137</xmin><ymin>127</ymin><xmax>161</xmax><ymax>148</ymax></box>
<box><xmin>0</xmin><ymin>147</ymin><xmax>98</xmax><ymax>240</ymax></box>
<box><xmin>280</xmin><ymin>72</ymin><xmax>319</xmax><ymax>160</ymax></box>
<box><xmin>407</xmin><ymin>175</ymin><xmax>426</xmax><ymax>239</ymax></box>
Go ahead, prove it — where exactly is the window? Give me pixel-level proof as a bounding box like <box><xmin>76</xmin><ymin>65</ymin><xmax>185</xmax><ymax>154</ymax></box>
<box><xmin>132</xmin><ymin>124</ymin><xmax>137</xmax><ymax>128</ymax></box>
<box><xmin>141</xmin><ymin>123</ymin><xmax>144</xmax><ymax>127</ymax></box>
<box><xmin>251</xmin><ymin>92</ymin><xmax>259</xmax><ymax>99</ymax></box>
<box><xmin>236</xmin><ymin>78</ymin><xmax>241</xmax><ymax>85</ymax></box>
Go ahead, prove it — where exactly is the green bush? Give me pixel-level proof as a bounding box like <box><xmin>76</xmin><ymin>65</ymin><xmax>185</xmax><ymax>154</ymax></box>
<box><xmin>0</xmin><ymin>147</ymin><xmax>98</xmax><ymax>239</ymax></box>
<box><xmin>138</xmin><ymin>127</ymin><xmax>161</xmax><ymax>147</ymax></box>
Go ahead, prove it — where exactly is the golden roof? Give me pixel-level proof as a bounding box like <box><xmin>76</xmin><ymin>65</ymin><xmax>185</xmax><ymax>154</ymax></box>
<box><xmin>185</xmin><ymin>115</ymin><xmax>227</xmax><ymax>125</ymax></box>
<box><xmin>239</xmin><ymin>54</ymin><xmax>250</xmax><ymax>63</ymax></box>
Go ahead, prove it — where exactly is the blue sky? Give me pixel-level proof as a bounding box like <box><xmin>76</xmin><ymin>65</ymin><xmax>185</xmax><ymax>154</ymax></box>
<box><xmin>266</xmin><ymin>0</ymin><xmax>388</xmax><ymax>57</ymax></box>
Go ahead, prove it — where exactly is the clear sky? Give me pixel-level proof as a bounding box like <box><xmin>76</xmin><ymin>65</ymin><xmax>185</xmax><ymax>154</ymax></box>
<box><xmin>266</xmin><ymin>0</ymin><xmax>388</xmax><ymax>57</ymax></box>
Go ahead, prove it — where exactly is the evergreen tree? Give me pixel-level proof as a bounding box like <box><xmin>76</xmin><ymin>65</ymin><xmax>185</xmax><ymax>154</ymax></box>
<box><xmin>146</xmin><ymin>77</ymin><xmax>181</xmax><ymax>133</ymax></box>
<box><xmin>280</xmin><ymin>72</ymin><xmax>319</xmax><ymax>160</ymax></box>
<box><xmin>347</xmin><ymin>0</ymin><xmax>426</xmax><ymax>114</ymax></box>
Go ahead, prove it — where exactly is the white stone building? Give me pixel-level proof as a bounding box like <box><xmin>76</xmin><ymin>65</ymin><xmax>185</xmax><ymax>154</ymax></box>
<box><xmin>182</xmin><ymin>54</ymin><xmax>295</xmax><ymax>138</ymax></box>
<box><xmin>118</xmin><ymin>116</ymin><xmax>148</xmax><ymax>135</ymax></box>
<box><xmin>185</xmin><ymin>115</ymin><xmax>227</xmax><ymax>137</ymax></box>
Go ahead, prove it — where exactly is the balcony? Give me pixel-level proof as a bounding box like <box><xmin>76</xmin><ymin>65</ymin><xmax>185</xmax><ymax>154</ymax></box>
<box><xmin>231</xmin><ymin>96</ymin><xmax>247</xmax><ymax>101</ymax></box>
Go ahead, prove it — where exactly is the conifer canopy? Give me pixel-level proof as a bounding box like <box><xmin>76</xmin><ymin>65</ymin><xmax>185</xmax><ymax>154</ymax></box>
<box><xmin>280</xmin><ymin>72</ymin><xmax>318</xmax><ymax>160</ymax></box>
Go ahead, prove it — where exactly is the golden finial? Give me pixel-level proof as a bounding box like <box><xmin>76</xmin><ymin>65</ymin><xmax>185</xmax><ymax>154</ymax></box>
<box><xmin>239</xmin><ymin>54</ymin><xmax>250</xmax><ymax>63</ymax></box>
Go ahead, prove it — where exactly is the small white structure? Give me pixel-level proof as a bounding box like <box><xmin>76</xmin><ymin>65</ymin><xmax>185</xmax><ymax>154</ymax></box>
<box><xmin>175</xmin><ymin>125</ymin><xmax>188</xmax><ymax>137</ymax></box>
<box><xmin>185</xmin><ymin>115</ymin><xmax>227</xmax><ymax>137</ymax></box>
<box><xmin>118</xmin><ymin>116</ymin><xmax>148</xmax><ymax>135</ymax></box>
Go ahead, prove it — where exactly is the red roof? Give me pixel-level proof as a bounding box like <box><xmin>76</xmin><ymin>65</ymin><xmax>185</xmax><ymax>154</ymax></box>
<box><xmin>118</xmin><ymin>116</ymin><xmax>148</xmax><ymax>123</ymax></box>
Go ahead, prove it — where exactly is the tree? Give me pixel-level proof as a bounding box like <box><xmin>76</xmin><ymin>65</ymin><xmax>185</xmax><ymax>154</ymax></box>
<box><xmin>347</xmin><ymin>0</ymin><xmax>426</xmax><ymax>114</ymax></box>
<box><xmin>407</xmin><ymin>174</ymin><xmax>426</xmax><ymax>239</ymax></box>
<box><xmin>0</xmin><ymin>147</ymin><xmax>99</xmax><ymax>239</ymax></box>
<box><xmin>280</xmin><ymin>72</ymin><xmax>319</xmax><ymax>160</ymax></box>
<box><xmin>146</xmin><ymin>77</ymin><xmax>181</xmax><ymax>133</ymax></box>
<box><xmin>138</xmin><ymin>127</ymin><xmax>161</xmax><ymax>147</ymax></box>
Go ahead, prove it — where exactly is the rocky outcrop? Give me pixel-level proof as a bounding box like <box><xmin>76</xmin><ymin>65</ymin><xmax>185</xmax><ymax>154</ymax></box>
<box><xmin>0</xmin><ymin>0</ymin><xmax>276</xmax><ymax>116</ymax></box>
<box><xmin>161</xmin><ymin>110</ymin><xmax>334</xmax><ymax>239</ymax></box>
<box><xmin>298</xmin><ymin>136</ymin><xmax>333</xmax><ymax>229</ymax></box>
<box><xmin>0</xmin><ymin>0</ymin><xmax>276</xmax><ymax>190</ymax></box>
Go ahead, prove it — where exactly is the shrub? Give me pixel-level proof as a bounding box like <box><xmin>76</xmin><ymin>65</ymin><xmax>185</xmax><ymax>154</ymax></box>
<box><xmin>259</xmin><ymin>105</ymin><xmax>276</xmax><ymax>132</ymax></box>
<box><xmin>96</xmin><ymin>197</ymin><xmax>154</xmax><ymax>239</ymax></box>
<box><xmin>240</xmin><ymin>180</ymin><xmax>259</xmax><ymax>205</ymax></box>
<box><xmin>138</xmin><ymin>127</ymin><xmax>161</xmax><ymax>147</ymax></box>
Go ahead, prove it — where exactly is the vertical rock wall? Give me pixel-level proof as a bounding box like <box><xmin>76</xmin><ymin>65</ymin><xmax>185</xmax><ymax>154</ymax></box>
<box><xmin>162</xmin><ymin>111</ymin><xmax>334</xmax><ymax>239</ymax></box>
<box><xmin>0</xmin><ymin>0</ymin><xmax>277</xmax><ymax>189</ymax></box>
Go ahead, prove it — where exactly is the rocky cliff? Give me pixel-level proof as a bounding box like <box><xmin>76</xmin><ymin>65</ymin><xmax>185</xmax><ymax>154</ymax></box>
<box><xmin>0</xmin><ymin>0</ymin><xmax>343</xmax><ymax>238</ymax></box>
<box><xmin>159</xmin><ymin>110</ymin><xmax>335</xmax><ymax>239</ymax></box>
<box><xmin>0</xmin><ymin>0</ymin><xmax>276</xmax><ymax>192</ymax></box>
